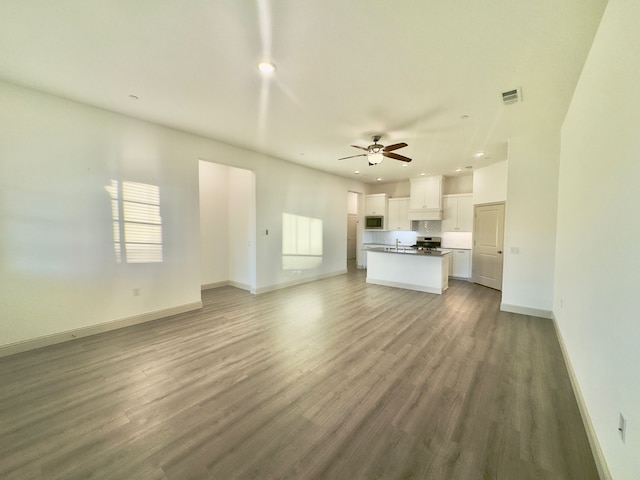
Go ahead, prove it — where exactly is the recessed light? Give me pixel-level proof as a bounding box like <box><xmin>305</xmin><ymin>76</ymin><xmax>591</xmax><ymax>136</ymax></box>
<box><xmin>354</xmin><ymin>170</ymin><xmax>360</xmax><ymax>174</ymax></box>
<box><xmin>376</xmin><ymin>177</ymin><xmax>383</xmax><ymax>182</ymax></box>
<box><xmin>129</xmin><ymin>94</ymin><xmax>139</xmax><ymax>100</ymax></box>
<box><xmin>420</xmin><ymin>172</ymin><xmax>426</xmax><ymax>176</ymax></box>
<box><xmin>460</xmin><ymin>114</ymin><xmax>469</xmax><ymax>120</ymax></box>
<box><xmin>474</xmin><ymin>152</ymin><xmax>484</xmax><ymax>158</ymax></box>
<box><xmin>401</xmin><ymin>164</ymin><xmax>408</xmax><ymax>168</ymax></box>
<box><xmin>455</xmin><ymin>168</ymin><xmax>462</xmax><ymax>172</ymax></box>
<box><xmin>258</xmin><ymin>61</ymin><xmax>276</xmax><ymax>74</ymax></box>
<box><xmin>465</xmin><ymin>166</ymin><xmax>473</xmax><ymax>169</ymax></box>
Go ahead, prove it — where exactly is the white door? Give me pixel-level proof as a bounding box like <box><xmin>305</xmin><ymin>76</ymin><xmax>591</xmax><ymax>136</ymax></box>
<box><xmin>347</xmin><ymin>214</ymin><xmax>357</xmax><ymax>260</ymax></box>
<box><xmin>472</xmin><ymin>203</ymin><xmax>505</xmax><ymax>290</ymax></box>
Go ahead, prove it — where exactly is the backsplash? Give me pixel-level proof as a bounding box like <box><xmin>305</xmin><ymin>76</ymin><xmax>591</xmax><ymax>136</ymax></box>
<box><xmin>414</xmin><ymin>220</ymin><xmax>442</xmax><ymax>236</ymax></box>
<box><xmin>363</xmin><ymin>230</ymin><xmax>418</xmax><ymax>246</ymax></box>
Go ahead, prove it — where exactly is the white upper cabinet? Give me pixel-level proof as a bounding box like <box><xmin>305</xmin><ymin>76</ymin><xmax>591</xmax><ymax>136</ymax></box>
<box><xmin>387</xmin><ymin>197</ymin><xmax>410</xmax><ymax>230</ymax></box>
<box><xmin>364</xmin><ymin>193</ymin><xmax>388</xmax><ymax>216</ymax></box>
<box><xmin>408</xmin><ymin>176</ymin><xmax>443</xmax><ymax>220</ymax></box>
<box><xmin>442</xmin><ymin>194</ymin><xmax>473</xmax><ymax>232</ymax></box>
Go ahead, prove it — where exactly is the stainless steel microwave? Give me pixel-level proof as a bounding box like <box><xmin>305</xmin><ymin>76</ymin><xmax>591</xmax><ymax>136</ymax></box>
<box><xmin>365</xmin><ymin>216</ymin><xmax>384</xmax><ymax>229</ymax></box>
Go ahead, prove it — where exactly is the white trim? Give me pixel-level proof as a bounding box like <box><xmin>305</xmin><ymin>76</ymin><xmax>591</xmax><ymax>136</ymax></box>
<box><xmin>0</xmin><ymin>301</ymin><xmax>203</xmax><ymax>358</ymax></box>
<box><xmin>254</xmin><ymin>270</ymin><xmax>347</xmax><ymax>295</ymax></box>
<box><xmin>228</xmin><ymin>280</ymin><xmax>252</xmax><ymax>292</ymax></box>
<box><xmin>552</xmin><ymin>314</ymin><xmax>612</xmax><ymax>480</ymax></box>
<box><xmin>201</xmin><ymin>281</ymin><xmax>252</xmax><ymax>292</ymax></box>
<box><xmin>201</xmin><ymin>281</ymin><xmax>229</xmax><ymax>291</ymax></box>
<box><xmin>500</xmin><ymin>303</ymin><xmax>553</xmax><ymax>319</ymax></box>
<box><xmin>366</xmin><ymin>278</ymin><xmax>443</xmax><ymax>295</ymax></box>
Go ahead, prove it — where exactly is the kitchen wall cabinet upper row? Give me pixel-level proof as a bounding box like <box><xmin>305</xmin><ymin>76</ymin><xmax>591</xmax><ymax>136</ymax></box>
<box><xmin>387</xmin><ymin>197</ymin><xmax>410</xmax><ymax>230</ymax></box>
<box><xmin>442</xmin><ymin>194</ymin><xmax>473</xmax><ymax>232</ymax></box>
<box><xmin>364</xmin><ymin>193</ymin><xmax>388</xmax><ymax>216</ymax></box>
<box><xmin>408</xmin><ymin>176</ymin><xmax>443</xmax><ymax>220</ymax></box>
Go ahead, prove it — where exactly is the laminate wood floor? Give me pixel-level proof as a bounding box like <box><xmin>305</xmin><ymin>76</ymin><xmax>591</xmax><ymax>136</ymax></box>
<box><xmin>0</xmin><ymin>268</ymin><xmax>599</xmax><ymax>480</ymax></box>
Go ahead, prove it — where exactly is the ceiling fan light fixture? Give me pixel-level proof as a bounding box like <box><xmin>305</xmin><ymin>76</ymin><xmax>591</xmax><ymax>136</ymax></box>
<box><xmin>368</xmin><ymin>152</ymin><xmax>384</xmax><ymax>164</ymax></box>
<box><xmin>257</xmin><ymin>61</ymin><xmax>276</xmax><ymax>74</ymax></box>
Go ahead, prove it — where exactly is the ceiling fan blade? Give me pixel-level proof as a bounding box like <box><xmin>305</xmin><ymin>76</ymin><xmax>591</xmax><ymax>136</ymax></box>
<box><xmin>338</xmin><ymin>153</ymin><xmax>367</xmax><ymax>160</ymax></box>
<box><xmin>350</xmin><ymin>145</ymin><xmax>370</xmax><ymax>152</ymax></box>
<box><xmin>383</xmin><ymin>152</ymin><xmax>412</xmax><ymax>162</ymax></box>
<box><xmin>383</xmin><ymin>142</ymin><xmax>408</xmax><ymax>152</ymax></box>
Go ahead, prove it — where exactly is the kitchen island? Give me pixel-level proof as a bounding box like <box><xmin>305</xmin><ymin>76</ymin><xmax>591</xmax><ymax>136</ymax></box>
<box><xmin>366</xmin><ymin>248</ymin><xmax>452</xmax><ymax>294</ymax></box>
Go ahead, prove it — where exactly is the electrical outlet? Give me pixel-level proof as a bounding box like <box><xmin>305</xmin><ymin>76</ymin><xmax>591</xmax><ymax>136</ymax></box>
<box><xmin>619</xmin><ymin>413</ymin><xmax>626</xmax><ymax>443</ymax></box>
<box><xmin>510</xmin><ymin>246</ymin><xmax>520</xmax><ymax>254</ymax></box>
<box><xmin>132</xmin><ymin>288</ymin><xmax>140</xmax><ymax>297</ymax></box>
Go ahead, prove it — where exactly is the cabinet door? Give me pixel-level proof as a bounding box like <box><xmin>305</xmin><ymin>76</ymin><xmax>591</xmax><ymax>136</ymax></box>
<box><xmin>451</xmin><ymin>249</ymin><xmax>471</xmax><ymax>278</ymax></box>
<box><xmin>456</xmin><ymin>195</ymin><xmax>474</xmax><ymax>231</ymax></box>
<box><xmin>388</xmin><ymin>198</ymin><xmax>410</xmax><ymax>230</ymax></box>
<box><xmin>409</xmin><ymin>176</ymin><xmax>442</xmax><ymax>210</ymax></box>
<box><xmin>441</xmin><ymin>196</ymin><xmax>457</xmax><ymax>232</ymax></box>
<box><xmin>365</xmin><ymin>194</ymin><xmax>386</xmax><ymax>215</ymax></box>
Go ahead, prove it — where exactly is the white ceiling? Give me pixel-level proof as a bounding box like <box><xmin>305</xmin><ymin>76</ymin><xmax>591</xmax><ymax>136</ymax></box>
<box><xmin>0</xmin><ymin>0</ymin><xmax>607</xmax><ymax>184</ymax></box>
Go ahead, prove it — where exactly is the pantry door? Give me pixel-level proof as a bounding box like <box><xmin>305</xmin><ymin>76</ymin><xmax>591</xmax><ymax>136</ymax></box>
<box><xmin>472</xmin><ymin>202</ymin><xmax>505</xmax><ymax>290</ymax></box>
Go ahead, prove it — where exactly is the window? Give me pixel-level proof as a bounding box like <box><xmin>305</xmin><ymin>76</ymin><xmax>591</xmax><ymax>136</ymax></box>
<box><xmin>105</xmin><ymin>180</ymin><xmax>163</xmax><ymax>263</ymax></box>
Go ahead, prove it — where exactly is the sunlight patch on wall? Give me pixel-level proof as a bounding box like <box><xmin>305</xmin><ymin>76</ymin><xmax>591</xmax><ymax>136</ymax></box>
<box><xmin>105</xmin><ymin>180</ymin><xmax>163</xmax><ymax>263</ymax></box>
<box><xmin>282</xmin><ymin>213</ymin><xmax>322</xmax><ymax>270</ymax></box>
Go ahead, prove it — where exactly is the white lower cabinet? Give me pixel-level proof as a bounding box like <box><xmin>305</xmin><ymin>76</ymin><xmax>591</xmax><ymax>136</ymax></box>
<box><xmin>448</xmin><ymin>249</ymin><xmax>471</xmax><ymax>279</ymax></box>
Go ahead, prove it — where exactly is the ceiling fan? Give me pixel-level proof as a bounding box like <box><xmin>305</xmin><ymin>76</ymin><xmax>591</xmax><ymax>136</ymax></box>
<box><xmin>339</xmin><ymin>135</ymin><xmax>412</xmax><ymax>165</ymax></box>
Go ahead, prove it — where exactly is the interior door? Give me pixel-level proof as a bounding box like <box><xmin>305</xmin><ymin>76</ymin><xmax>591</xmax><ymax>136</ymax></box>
<box><xmin>472</xmin><ymin>203</ymin><xmax>505</xmax><ymax>290</ymax></box>
<box><xmin>347</xmin><ymin>214</ymin><xmax>357</xmax><ymax>260</ymax></box>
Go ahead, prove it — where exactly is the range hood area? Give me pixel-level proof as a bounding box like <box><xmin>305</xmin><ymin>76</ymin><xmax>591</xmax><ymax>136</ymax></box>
<box><xmin>408</xmin><ymin>209</ymin><xmax>443</xmax><ymax>221</ymax></box>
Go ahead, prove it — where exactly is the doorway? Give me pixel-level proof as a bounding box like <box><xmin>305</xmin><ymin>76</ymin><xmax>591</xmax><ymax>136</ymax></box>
<box><xmin>472</xmin><ymin>202</ymin><xmax>505</xmax><ymax>290</ymax></box>
<box><xmin>347</xmin><ymin>191</ymin><xmax>360</xmax><ymax>270</ymax></box>
<box><xmin>347</xmin><ymin>214</ymin><xmax>357</xmax><ymax>260</ymax></box>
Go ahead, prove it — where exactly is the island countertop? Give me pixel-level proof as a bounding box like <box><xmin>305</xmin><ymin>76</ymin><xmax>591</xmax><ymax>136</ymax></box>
<box><xmin>365</xmin><ymin>246</ymin><xmax>452</xmax><ymax>257</ymax></box>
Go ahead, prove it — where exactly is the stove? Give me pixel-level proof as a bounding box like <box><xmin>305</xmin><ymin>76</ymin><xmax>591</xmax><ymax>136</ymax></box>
<box><xmin>412</xmin><ymin>236</ymin><xmax>442</xmax><ymax>251</ymax></box>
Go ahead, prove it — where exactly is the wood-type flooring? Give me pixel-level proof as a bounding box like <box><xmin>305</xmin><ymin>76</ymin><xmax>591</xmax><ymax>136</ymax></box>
<box><xmin>0</xmin><ymin>268</ymin><xmax>599</xmax><ymax>479</ymax></box>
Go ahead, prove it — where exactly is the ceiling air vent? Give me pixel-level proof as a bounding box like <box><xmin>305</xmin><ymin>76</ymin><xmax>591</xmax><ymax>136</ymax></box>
<box><xmin>502</xmin><ymin>87</ymin><xmax>521</xmax><ymax>105</ymax></box>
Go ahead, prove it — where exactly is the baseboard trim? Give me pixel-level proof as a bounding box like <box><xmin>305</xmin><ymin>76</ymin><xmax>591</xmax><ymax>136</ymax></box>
<box><xmin>500</xmin><ymin>303</ymin><xmax>553</xmax><ymax>319</ymax></box>
<box><xmin>228</xmin><ymin>281</ymin><xmax>251</xmax><ymax>292</ymax></box>
<box><xmin>552</xmin><ymin>314</ymin><xmax>612</xmax><ymax>480</ymax></box>
<box><xmin>254</xmin><ymin>270</ymin><xmax>347</xmax><ymax>295</ymax></box>
<box><xmin>0</xmin><ymin>301</ymin><xmax>203</xmax><ymax>358</ymax></box>
<box><xmin>366</xmin><ymin>277</ymin><xmax>442</xmax><ymax>295</ymax></box>
<box><xmin>201</xmin><ymin>281</ymin><xmax>229</xmax><ymax>291</ymax></box>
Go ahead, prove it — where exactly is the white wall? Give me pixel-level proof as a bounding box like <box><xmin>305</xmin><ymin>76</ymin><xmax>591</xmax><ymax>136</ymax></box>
<box><xmin>199</xmin><ymin>161</ymin><xmax>254</xmax><ymax>291</ymax></box>
<box><xmin>199</xmin><ymin>161</ymin><xmax>230</xmax><ymax>286</ymax></box>
<box><xmin>366</xmin><ymin>181</ymin><xmax>410</xmax><ymax>197</ymax></box>
<box><xmin>347</xmin><ymin>191</ymin><xmax>358</xmax><ymax>215</ymax></box>
<box><xmin>556</xmin><ymin>1</ymin><xmax>640</xmax><ymax>478</ymax></box>
<box><xmin>501</xmin><ymin>132</ymin><xmax>559</xmax><ymax>317</ymax></box>
<box><xmin>0</xmin><ymin>81</ymin><xmax>202</xmax><ymax>349</ymax></box>
<box><xmin>227</xmin><ymin>167</ymin><xmax>255</xmax><ymax>290</ymax></box>
<box><xmin>443</xmin><ymin>175</ymin><xmax>473</xmax><ymax>195</ymax></box>
<box><xmin>0</xmin><ymin>80</ymin><xmax>366</xmax><ymax>352</ymax></box>
<box><xmin>472</xmin><ymin>160</ymin><xmax>507</xmax><ymax>205</ymax></box>
<box><xmin>250</xmin><ymin>160</ymin><xmax>363</xmax><ymax>293</ymax></box>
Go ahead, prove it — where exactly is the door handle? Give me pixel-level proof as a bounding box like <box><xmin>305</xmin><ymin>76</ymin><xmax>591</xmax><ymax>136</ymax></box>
<box><xmin>497</xmin><ymin>250</ymin><xmax>503</xmax><ymax>254</ymax></box>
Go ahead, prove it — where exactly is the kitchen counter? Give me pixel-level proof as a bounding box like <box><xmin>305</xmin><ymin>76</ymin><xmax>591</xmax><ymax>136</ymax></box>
<box><xmin>366</xmin><ymin>248</ymin><xmax>451</xmax><ymax>294</ymax></box>
<box><xmin>365</xmin><ymin>246</ymin><xmax>452</xmax><ymax>257</ymax></box>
